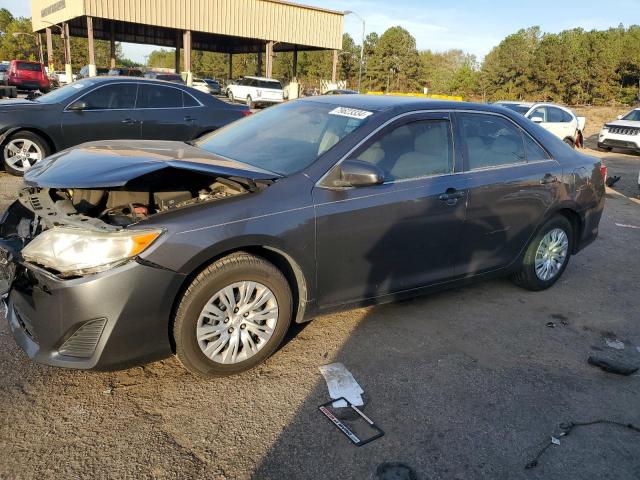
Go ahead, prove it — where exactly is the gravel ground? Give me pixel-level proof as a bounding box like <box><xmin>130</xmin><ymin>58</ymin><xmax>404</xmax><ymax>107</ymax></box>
<box><xmin>0</xmin><ymin>149</ymin><xmax>639</xmax><ymax>480</ymax></box>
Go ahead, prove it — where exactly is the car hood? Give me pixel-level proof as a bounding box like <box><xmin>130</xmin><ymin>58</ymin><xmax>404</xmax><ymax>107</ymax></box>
<box><xmin>0</xmin><ymin>99</ymin><xmax>45</xmax><ymax>112</ymax></box>
<box><xmin>24</xmin><ymin>140</ymin><xmax>281</xmax><ymax>188</ymax></box>
<box><xmin>605</xmin><ymin>120</ymin><xmax>640</xmax><ymax>128</ymax></box>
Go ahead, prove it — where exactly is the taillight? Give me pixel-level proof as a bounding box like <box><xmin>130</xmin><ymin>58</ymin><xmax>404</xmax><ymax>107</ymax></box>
<box><xmin>241</xmin><ymin>110</ymin><xmax>252</xmax><ymax>117</ymax></box>
<box><xmin>600</xmin><ymin>164</ymin><xmax>607</xmax><ymax>182</ymax></box>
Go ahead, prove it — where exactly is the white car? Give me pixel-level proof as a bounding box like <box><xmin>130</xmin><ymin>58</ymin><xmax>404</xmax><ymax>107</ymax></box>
<box><xmin>598</xmin><ymin>108</ymin><xmax>640</xmax><ymax>153</ymax></box>
<box><xmin>227</xmin><ymin>76</ymin><xmax>284</xmax><ymax>108</ymax></box>
<box><xmin>52</xmin><ymin>70</ymin><xmax>77</xmax><ymax>84</ymax></box>
<box><xmin>495</xmin><ymin>101</ymin><xmax>586</xmax><ymax>147</ymax></box>
<box><xmin>0</xmin><ymin>63</ymin><xmax>8</xmax><ymax>85</ymax></box>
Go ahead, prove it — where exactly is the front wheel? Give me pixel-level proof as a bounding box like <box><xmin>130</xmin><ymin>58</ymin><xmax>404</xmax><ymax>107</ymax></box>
<box><xmin>173</xmin><ymin>252</ymin><xmax>293</xmax><ymax>378</ymax></box>
<box><xmin>510</xmin><ymin>215</ymin><xmax>573</xmax><ymax>291</ymax></box>
<box><xmin>3</xmin><ymin>131</ymin><xmax>50</xmax><ymax>176</ymax></box>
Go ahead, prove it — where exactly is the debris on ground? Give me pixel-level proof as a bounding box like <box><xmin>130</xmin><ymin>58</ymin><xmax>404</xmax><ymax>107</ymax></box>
<box><xmin>525</xmin><ymin>420</ymin><xmax>640</xmax><ymax>470</ymax></box>
<box><xmin>319</xmin><ymin>363</ymin><xmax>364</xmax><ymax>407</ymax></box>
<box><xmin>546</xmin><ymin>322</ymin><xmax>556</xmax><ymax>328</ymax></box>
<box><xmin>588</xmin><ymin>356</ymin><xmax>639</xmax><ymax>376</ymax></box>
<box><xmin>375</xmin><ymin>462</ymin><xmax>418</xmax><ymax>480</ymax></box>
<box><xmin>605</xmin><ymin>339</ymin><xmax>626</xmax><ymax>350</ymax></box>
<box><xmin>615</xmin><ymin>223</ymin><xmax>640</xmax><ymax>230</ymax></box>
<box><xmin>318</xmin><ymin>396</ymin><xmax>384</xmax><ymax>446</ymax></box>
<box><xmin>606</xmin><ymin>175</ymin><xmax>621</xmax><ymax>188</ymax></box>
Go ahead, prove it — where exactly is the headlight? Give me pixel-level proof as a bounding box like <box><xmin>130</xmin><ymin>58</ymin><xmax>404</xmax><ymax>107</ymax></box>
<box><xmin>22</xmin><ymin>227</ymin><xmax>162</xmax><ymax>277</ymax></box>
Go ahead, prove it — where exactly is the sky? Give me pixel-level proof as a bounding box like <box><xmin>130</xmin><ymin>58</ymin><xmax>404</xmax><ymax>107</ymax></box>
<box><xmin>3</xmin><ymin>0</ymin><xmax>640</xmax><ymax>63</ymax></box>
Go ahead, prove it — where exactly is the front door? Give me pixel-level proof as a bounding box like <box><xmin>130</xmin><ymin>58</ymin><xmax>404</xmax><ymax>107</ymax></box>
<box><xmin>313</xmin><ymin>113</ymin><xmax>467</xmax><ymax>308</ymax></box>
<box><xmin>61</xmin><ymin>82</ymin><xmax>141</xmax><ymax>148</ymax></box>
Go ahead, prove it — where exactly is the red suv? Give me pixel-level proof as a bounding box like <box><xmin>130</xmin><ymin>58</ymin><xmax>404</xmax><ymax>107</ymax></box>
<box><xmin>8</xmin><ymin>60</ymin><xmax>50</xmax><ymax>92</ymax></box>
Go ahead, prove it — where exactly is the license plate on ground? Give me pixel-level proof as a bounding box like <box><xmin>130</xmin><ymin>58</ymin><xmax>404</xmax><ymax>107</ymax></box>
<box><xmin>0</xmin><ymin>248</ymin><xmax>16</xmax><ymax>296</ymax></box>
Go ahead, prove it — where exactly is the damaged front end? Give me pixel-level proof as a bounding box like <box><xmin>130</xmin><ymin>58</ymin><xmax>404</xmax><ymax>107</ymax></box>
<box><xmin>0</xmin><ymin>140</ymin><xmax>279</xmax><ymax>369</ymax></box>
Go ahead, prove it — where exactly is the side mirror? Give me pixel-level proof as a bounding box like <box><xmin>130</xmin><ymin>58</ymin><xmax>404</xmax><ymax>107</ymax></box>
<box><xmin>335</xmin><ymin>159</ymin><xmax>385</xmax><ymax>188</ymax></box>
<box><xmin>531</xmin><ymin>116</ymin><xmax>544</xmax><ymax>124</ymax></box>
<box><xmin>68</xmin><ymin>100</ymin><xmax>87</xmax><ymax>111</ymax></box>
<box><xmin>617</xmin><ymin>115</ymin><xmax>623</xmax><ymax>120</ymax></box>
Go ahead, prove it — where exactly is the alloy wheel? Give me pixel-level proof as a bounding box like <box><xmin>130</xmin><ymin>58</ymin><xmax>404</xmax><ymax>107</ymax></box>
<box><xmin>196</xmin><ymin>281</ymin><xmax>279</xmax><ymax>364</ymax></box>
<box><xmin>4</xmin><ymin>138</ymin><xmax>43</xmax><ymax>172</ymax></box>
<box><xmin>534</xmin><ymin>228</ymin><xmax>569</xmax><ymax>281</ymax></box>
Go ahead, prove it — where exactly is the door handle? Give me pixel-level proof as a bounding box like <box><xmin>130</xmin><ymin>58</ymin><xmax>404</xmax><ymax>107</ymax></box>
<box><xmin>438</xmin><ymin>189</ymin><xmax>465</xmax><ymax>206</ymax></box>
<box><xmin>121</xmin><ymin>118</ymin><xmax>138</xmax><ymax>124</ymax></box>
<box><xmin>540</xmin><ymin>173</ymin><xmax>559</xmax><ymax>185</ymax></box>
<box><xmin>184</xmin><ymin>116</ymin><xmax>196</xmax><ymax>122</ymax></box>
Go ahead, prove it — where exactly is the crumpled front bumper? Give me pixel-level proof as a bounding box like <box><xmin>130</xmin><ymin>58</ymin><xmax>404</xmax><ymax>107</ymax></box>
<box><xmin>4</xmin><ymin>257</ymin><xmax>185</xmax><ymax>370</ymax></box>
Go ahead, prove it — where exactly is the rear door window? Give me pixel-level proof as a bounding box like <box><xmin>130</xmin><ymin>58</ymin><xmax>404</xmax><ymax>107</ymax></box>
<box><xmin>182</xmin><ymin>91</ymin><xmax>199</xmax><ymax>107</ymax></box>
<box><xmin>17</xmin><ymin>62</ymin><xmax>42</xmax><ymax>72</ymax></box>
<box><xmin>137</xmin><ymin>84</ymin><xmax>183</xmax><ymax>108</ymax></box>
<box><xmin>524</xmin><ymin>135</ymin><xmax>550</xmax><ymax>161</ymax></box>
<box><xmin>548</xmin><ymin>107</ymin><xmax>570</xmax><ymax>123</ymax></box>
<box><xmin>459</xmin><ymin>113</ymin><xmax>526</xmax><ymax>169</ymax></box>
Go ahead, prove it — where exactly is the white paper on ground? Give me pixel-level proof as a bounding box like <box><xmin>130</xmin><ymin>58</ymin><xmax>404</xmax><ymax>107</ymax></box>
<box><xmin>319</xmin><ymin>362</ymin><xmax>364</xmax><ymax>408</ymax></box>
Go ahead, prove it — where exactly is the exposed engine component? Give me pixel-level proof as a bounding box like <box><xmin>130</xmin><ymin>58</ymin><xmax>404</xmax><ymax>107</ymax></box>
<box><xmin>16</xmin><ymin>173</ymin><xmax>255</xmax><ymax>232</ymax></box>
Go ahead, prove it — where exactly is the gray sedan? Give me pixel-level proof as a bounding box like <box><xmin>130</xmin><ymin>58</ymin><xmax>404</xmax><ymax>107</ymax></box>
<box><xmin>0</xmin><ymin>96</ymin><xmax>605</xmax><ymax>377</ymax></box>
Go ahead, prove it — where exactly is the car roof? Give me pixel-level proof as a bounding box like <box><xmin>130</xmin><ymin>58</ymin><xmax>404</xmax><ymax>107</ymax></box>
<box><xmin>77</xmin><ymin>76</ymin><xmax>189</xmax><ymax>88</ymax></box>
<box><xmin>495</xmin><ymin>101</ymin><xmax>535</xmax><ymax>106</ymax></box>
<box><xmin>301</xmin><ymin>94</ymin><xmax>515</xmax><ymax>114</ymax></box>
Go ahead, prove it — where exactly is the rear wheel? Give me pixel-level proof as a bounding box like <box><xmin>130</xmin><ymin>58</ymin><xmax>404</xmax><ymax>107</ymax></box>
<box><xmin>3</xmin><ymin>131</ymin><xmax>50</xmax><ymax>176</ymax></box>
<box><xmin>228</xmin><ymin>91</ymin><xmax>235</xmax><ymax>103</ymax></box>
<box><xmin>510</xmin><ymin>215</ymin><xmax>573</xmax><ymax>291</ymax></box>
<box><xmin>598</xmin><ymin>144</ymin><xmax>612</xmax><ymax>152</ymax></box>
<box><xmin>246</xmin><ymin>95</ymin><xmax>254</xmax><ymax>109</ymax></box>
<box><xmin>563</xmin><ymin>137</ymin><xmax>575</xmax><ymax>148</ymax></box>
<box><xmin>173</xmin><ymin>252</ymin><xmax>292</xmax><ymax>378</ymax></box>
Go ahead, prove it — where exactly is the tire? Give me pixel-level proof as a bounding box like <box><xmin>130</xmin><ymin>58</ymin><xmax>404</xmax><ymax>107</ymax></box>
<box><xmin>598</xmin><ymin>143</ymin><xmax>612</xmax><ymax>152</ymax></box>
<box><xmin>563</xmin><ymin>138</ymin><xmax>575</xmax><ymax>148</ymax></box>
<box><xmin>510</xmin><ymin>215</ymin><xmax>573</xmax><ymax>291</ymax></box>
<box><xmin>173</xmin><ymin>252</ymin><xmax>293</xmax><ymax>378</ymax></box>
<box><xmin>228</xmin><ymin>91</ymin><xmax>235</xmax><ymax>103</ymax></box>
<box><xmin>246</xmin><ymin>95</ymin><xmax>254</xmax><ymax>109</ymax></box>
<box><xmin>3</xmin><ymin>130</ymin><xmax>50</xmax><ymax>176</ymax></box>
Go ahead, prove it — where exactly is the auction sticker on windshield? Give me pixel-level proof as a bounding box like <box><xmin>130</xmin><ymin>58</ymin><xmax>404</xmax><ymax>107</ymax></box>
<box><xmin>329</xmin><ymin>107</ymin><xmax>374</xmax><ymax>120</ymax></box>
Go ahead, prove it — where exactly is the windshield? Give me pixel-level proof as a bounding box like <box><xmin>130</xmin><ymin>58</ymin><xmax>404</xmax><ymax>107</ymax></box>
<box><xmin>496</xmin><ymin>103</ymin><xmax>530</xmax><ymax>115</ymax></box>
<box><xmin>196</xmin><ymin>101</ymin><xmax>376</xmax><ymax>175</ymax></box>
<box><xmin>622</xmin><ymin>110</ymin><xmax>640</xmax><ymax>121</ymax></box>
<box><xmin>35</xmin><ymin>79</ymin><xmax>95</xmax><ymax>104</ymax></box>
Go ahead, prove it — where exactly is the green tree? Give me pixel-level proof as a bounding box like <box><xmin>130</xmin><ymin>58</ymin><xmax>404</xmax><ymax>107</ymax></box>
<box><xmin>367</xmin><ymin>26</ymin><xmax>421</xmax><ymax>92</ymax></box>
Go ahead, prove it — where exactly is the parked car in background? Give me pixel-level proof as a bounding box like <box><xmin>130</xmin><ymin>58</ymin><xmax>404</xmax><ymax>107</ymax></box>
<box><xmin>108</xmin><ymin>67</ymin><xmax>144</xmax><ymax>77</ymax></box>
<box><xmin>192</xmin><ymin>78</ymin><xmax>221</xmax><ymax>95</ymax></box>
<box><xmin>51</xmin><ymin>70</ymin><xmax>77</xmax><ymax>84</ymax></box>
<box><xmin>0</xmin><ymin>97</ymin><xmax>605</xmax><ymax>377</ymax></box>
<box><xmin>227</xmin><ymin>76</ymin><xmax>283</xmax><ymax>108</ymax></box>
<box><xmin>598</xmin><ymin>108</ymin><xmax>640</xmax><ymax>153</ymax></box>
<box><xmin>495</xmin><ymin>101</ymin><xmax>585</xmax><ymax>147</ymax></box>
<box><xmin>7</xmin><ymin>60</ymin><xmax>50</xmax><ymax>92</ymax></box>
<box><xmin>77</xmin><ymin>66</ymin><xmax>110</xmax><ymax>79</ymax></box>
<box><xmin>144</xmin><ymin>72</ymin><xmax>184</xmax><ymax>83</ymax></box>
<box><xmin>0</xmin><ymin>77</ymin><xmax>250</xmax><ymax>175</ymax></box>
<box><xmin>323</xmin><ymin>89</ymin><xmax>358</xmax><ymax>95</ymax></box>
<box><xmin>0</xmin><ymin>63</ymin><xmax>8</xmax><ymax>85</ymax></box>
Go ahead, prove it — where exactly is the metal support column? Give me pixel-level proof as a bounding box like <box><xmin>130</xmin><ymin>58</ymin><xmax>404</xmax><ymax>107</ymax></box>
<box><xmin>63</xmin><ymin>22</ymin><xmax>72</xmax><ymax>83</ymax></box>
<box><xmin>109</xmin><ymin>22</ymin><xmax>116</xmax><ymax>69</ymax></box>
<box><xmin>183</xmin><ymin>30</ymin><xmax>192</xmax><ymax>86</ymax></box>
<box><xmin>45</xmin><ymin>28</ymin><xmax>54</xmax><ymax>72</ymax></box>
<box><xmin>228</xmin><ymin>53</ymin><xmax>233</xmax><ymax>80</ymax></box>
<box><xmin>265</xmin><ymin>41</ymin><xmax>274</xmax><ymax>78</ymax></box>
<box><xmin>87</xmin><ymin>16</ymin><xmax>96</xmax><ymax>77</ymax></box>
<box><xmin>332</xmin><ymin>50</ymin><xmax>338</xmax><ymax>83</ymax></box>
<box><xmin>292</xmin><ymin>46</ymin><xmax>298</xmax><ymax>80</ymax></box>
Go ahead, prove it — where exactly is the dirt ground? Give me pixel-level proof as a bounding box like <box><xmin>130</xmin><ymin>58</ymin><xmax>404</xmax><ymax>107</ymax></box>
<box><xmin>0</xmin><ymin>107</ymin><xmax>639</xmax><ymax>480</ymax></box>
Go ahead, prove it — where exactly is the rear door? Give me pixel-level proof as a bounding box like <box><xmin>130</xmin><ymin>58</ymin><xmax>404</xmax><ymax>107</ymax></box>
<box><xmin>314</xmin><ymin>112</ymin><xmax>468</xmax><ymax>307</ymax></box>
<box><xmin>137</xmin><ymin>84</ymin><xmax>201</xmax><ymax>140</ymax></box>
<box><xmin>61</xmin><ymin>82</ymin><xmax>141</xmax><ymax>148</ymax></box>
<box><xmin>453</xmin><ymin>111</ymin><xmax>562</xmax><ymax>276</ymax></box>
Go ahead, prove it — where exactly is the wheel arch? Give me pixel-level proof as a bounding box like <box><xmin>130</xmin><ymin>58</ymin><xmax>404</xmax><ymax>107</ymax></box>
<box><xmin>549</xmin><ymin>206</ymin><xmax>583</xmax><ymax>254</ymax></box>
<box><xmin>1</xmin><ymin>126</ymin><xmax>58</xmax><ymax>154</ymax></box>
<box><xmin>167</xmin><ymin>244</ymin><xmax>310</xmax><ymax>353</ymax></box>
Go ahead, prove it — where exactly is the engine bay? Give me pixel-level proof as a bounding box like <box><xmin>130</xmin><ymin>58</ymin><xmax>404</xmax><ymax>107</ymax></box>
<box><xmin>14</xmin><ymin>169</ymin><xmax>266</xmax><ymax>233</ymax></box>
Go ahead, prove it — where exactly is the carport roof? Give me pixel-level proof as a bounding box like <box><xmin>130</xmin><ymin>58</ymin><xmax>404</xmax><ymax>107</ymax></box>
<box><xmin>31</xmin><ymin>0</ymin><xmax>344</xmax><ymax>53</ymax></box>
